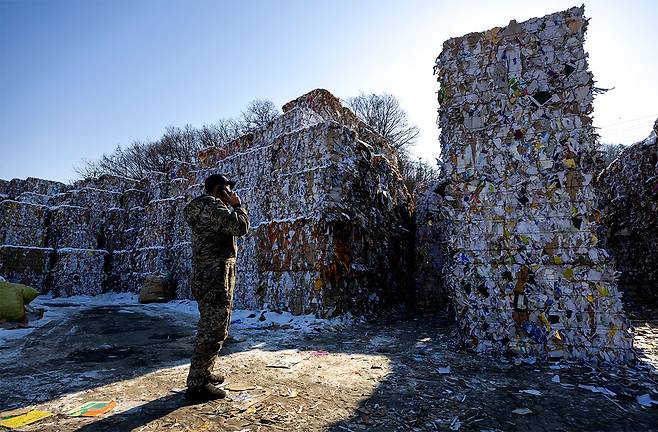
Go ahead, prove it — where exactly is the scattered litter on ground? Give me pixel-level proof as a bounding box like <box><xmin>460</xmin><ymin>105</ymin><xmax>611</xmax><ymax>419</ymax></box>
<box><xmin>0</xmin><ymin>410</ymin><xmax>53</xmax><ymax>429</ymax></box>
<box><xmin>66</xmin><ymin>401</ymin><xmax>116</xmax><ymax>417</ymax></box>
<box><xmin>636</xmin><ymin>394</ymin><xmax>658</xmax><ymax>408</ymax></box>
<box><xmin>578</xmin><ymin>384</ymin><xmax>617</xmax><ymax>397</ymax></box>
<box><xmin>1</xmin><ymin>296</ymin><xmax>656</xmax><ymax>431</ymax></box>
<box><xmin>512</xmin><ymin>408</ymin><xmax>533</xmax><ymax>415</ymax></box>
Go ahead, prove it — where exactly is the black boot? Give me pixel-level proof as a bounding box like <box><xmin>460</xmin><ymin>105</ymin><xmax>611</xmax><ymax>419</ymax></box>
<box><xmin>185</xmin><ymin>383</ymin><xmax>227</xmax><ymax>402</ymax></box>
<box><xmin>208</xmin><ymin>372</ymin><xmax>225</xmax><ymax>384</ymax></box>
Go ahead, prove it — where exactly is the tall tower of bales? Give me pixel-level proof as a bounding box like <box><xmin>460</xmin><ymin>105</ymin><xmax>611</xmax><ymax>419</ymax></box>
<box><xmin>434</xmin><ymin>7</ymin><xmax>633</xmax><ymax>362</ymax></box>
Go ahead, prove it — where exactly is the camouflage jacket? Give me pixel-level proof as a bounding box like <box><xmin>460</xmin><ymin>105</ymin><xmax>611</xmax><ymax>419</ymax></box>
<box><xmin>184</xmin><ymin>194</ymin><xmax>250</xmax><ymax>263</ymax></box>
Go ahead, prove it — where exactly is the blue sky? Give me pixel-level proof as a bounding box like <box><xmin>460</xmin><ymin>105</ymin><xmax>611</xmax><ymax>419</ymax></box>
<box><xmin>1</xmin><ymin>0</ymin><xmax>657</xmax><ymax>183</ymax></box>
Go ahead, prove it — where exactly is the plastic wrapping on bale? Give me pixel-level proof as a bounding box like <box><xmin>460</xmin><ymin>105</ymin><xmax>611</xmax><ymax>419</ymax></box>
<box><xmin>50</xmin><ymin>249</ymin><xmax>108</xmax><ymax>296</ymax></box>
<box><xmin>597</xmin><ymin>120</ymin><xmax>658</xmax><ymax>307</ymax></box>
<box><xmin>0</xmin><ymin>201</ymin><xmax>50</xmax><ymax>247</ymax></box>
<box><xmin>0</xmin><ymin>245</ymin><xmax>54</xmax><ymax>290</ymax></box>
<box><xmin>434</xmin><ymin>7</ymin><xmax>632</xmax><ymax>362</ymax></box>
<box><xmin>138</xmin><ymin>272</ymin><xmax>174</xmax><ymax>303</ymax></box>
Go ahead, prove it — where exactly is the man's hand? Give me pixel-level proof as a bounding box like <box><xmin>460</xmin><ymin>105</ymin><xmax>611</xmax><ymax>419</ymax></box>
<box><xmin>224</xmin><ymin>190</ymin><xmax>242</xmax><ymax>208</ymax></box>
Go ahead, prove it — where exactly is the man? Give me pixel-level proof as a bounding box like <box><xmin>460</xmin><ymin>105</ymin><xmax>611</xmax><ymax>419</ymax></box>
<box><xmin>183</xmin><ymin>174</ymin><xmax>250</xmax><ymax>402</ymax></box>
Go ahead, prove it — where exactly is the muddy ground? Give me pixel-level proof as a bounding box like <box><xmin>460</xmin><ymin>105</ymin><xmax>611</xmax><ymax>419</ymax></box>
<box><xmin>0</xmin><ymin>301</ymin><xmax>656</xmax><ymax>432</ymax></box>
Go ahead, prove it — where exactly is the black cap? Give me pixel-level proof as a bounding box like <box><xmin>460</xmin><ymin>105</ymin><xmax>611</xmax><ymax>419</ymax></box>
<box><xmin>205</xmin><ymin>174</ymin><xmax>236</xmax><ymax>193</ymax></box>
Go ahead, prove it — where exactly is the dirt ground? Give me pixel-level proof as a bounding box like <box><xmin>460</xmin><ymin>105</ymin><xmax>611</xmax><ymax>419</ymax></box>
<box><xmin>0</xmin><ymin>301</ymin><xmax>656</xmax><ymax>432</ymax></box>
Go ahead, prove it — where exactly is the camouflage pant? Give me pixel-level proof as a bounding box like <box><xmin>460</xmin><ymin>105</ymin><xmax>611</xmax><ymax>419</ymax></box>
<box><xmin>186</xmin><ymin>259</ymin><xmax>236</xmax><ymax>389</ymax></box>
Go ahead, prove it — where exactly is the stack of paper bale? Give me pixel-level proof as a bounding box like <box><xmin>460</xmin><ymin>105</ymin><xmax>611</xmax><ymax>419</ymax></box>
<box><xmin>597</xmin><ymin>120</ymin><xmax>658</xmax><ymax>307</ymax></box>
<box><xmin>414</xmin><ymin>183</ymin><xmax>450</xmax><ymax>311</ymax></box>
<box><xmin>194</xmin><ymin>89</ymin><xmax>413</xmax><ymax>315</ymax></box>
<box><xmin>47</xmin><ymin>182</ymin><xmax>119</xmax><ymax>296</ymax></box>
<box><xmin>0</xmin><ymin>90</ymin><xmax>412</xmax><ymax>315</ymax></box>
<box><xmin>434</xmin><ymin>7</ymin><xmax>632</xmax><ymax>362</ymax></box>
<box><xmin>0</xmin><ymin>178</ymin><xmax>67</xmax><ymax>290</ymax></box>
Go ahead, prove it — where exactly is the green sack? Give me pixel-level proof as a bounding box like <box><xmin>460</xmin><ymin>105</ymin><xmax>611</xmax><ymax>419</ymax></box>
<box><xmin>20</xmin><ymin>285</ymin><xmax>39</xmax><ymax>304</ymax></box>
<box><xmin>0</xmin><ymin>281</ymin><xmax>39</xmax><ymax>322</ymax></box>
<box><xmin>0</xmin><ymin>281</ymin><xmax>26</xmax><ymax>322</ymax></box>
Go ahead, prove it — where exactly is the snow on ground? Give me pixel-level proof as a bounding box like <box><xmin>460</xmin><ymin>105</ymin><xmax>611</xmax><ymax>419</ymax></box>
<box><xmin>0</xmin><ymin>293</ymin><xmax>352</xmax><ymax>345</ymax></box>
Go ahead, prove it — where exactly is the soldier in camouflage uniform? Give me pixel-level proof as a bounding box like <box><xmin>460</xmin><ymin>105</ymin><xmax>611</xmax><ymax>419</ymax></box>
<box><xmin>184</xmin><ymin>174</ymin><xmax>249</xmax><ymax>402</ymax></box>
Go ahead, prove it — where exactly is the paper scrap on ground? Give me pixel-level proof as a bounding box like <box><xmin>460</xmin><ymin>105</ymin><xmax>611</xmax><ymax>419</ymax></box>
<box><xmin>67</xmin><ymin>401</ymin><xmax>117</xmax><ymax>417</ymax></box>
<box><xmin>512</xmin><ymin>408</ymin><xmax>533</xmax><ymax>415</ymax></box>
<box><xmin>225</xmin><ymin>383</ymin><xmax>258</xmax><ymax>392</ymax></box>
<box><xmin>577</xmin><ymin>384</ymin><xmax>617</xmax><ymax>397</ymax></box>
<box><xmin>0</xmin><ymin>410</ymin><xmax>53</xmax><ymax>429</ymax></box>
<box><xmin>267</xmin><ymin>359</ymin><xmax>301</xmax><ymax>369</ymax></box>
<box><xmin>636</xmin><ymin>393</ymin><xmax>658</xmax><ymax>407</ymax></box>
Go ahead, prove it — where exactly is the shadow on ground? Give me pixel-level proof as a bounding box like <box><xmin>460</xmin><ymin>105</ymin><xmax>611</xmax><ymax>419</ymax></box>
<box><xmin>1</xmin><ymin>304</ymin><xmax>656</xmax><ymax>431</ymax></box>
<box><xmin>0</xmin><ymin>304</ymin><xmax>195</xmax><ymax>410</ymax></box>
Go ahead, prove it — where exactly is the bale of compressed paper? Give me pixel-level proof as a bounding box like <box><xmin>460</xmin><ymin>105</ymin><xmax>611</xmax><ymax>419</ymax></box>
<box><xmin>106</xmin><ymin>250</ymin><xmax>136</xmax><ymax>293</ymax></box>
<box><xmin>434</xmin><ymin>7</ymin><xmax>632</xmax><ymax>362</ymax></box>
<box><xmin>169</xmin><ymin>242</ymin><xmax>192</xmax><ymax>298</ymax></box>
<box><xmin>195</xmin><ymin>89</ymin><xmax>413</xmax><ymax>316</ymax></box>
<box><xmin>0</xmin><ymin>201</ymin><xmax>50</xmax><ymax>247</ymax></box>
<box><xmin>0</xmin><ymin>90</ymin><xmax>412</xmax><ymax>315</ymax></box>
<box><xmin>597</xmin><ymin>120</ymin><xmax>658</xmax><ymax>307</ymax></box>
<box><xmin>0</xmin><ymin>245</ymin><xmax>54</xmax><ymax>290</ymax></box>
<box><xmin>48</xmin><ymin>187</ymin><xmax>122</xmax><ymax>209</ymax></box>
<box><xmin>131</xmin><ymin>247</ymin><xmax>170</xmax><ymax>284</ymax></box>
<box><xmin>137</xmin><ymin>172</ymin><xmax>170</xmax><ymax>200</ymax></box>
<box><xmin>0</xmin><ymin>179</ymin><xmax>9</xmax><ymax>199</ymax></box>
<box><xmin>140</xmin><ymin>198</ymin><xmax>182</xmax><ymax>248</ymax></box>
<box><xmin>102</xmin><ymin>208</ymin><xmax>128</xmax><ymax>251</ymax></box>
<box><xmin>414</xmin><ymin>183</ymin><xmax>450</xmax><ymax>311</ymax></box>
<box><xmin>6</xmin><ymin>177</ymin><xmax>68</xmax><ymax>199</ymax></box>
<box><xmin>121</xmin><ymin>188</ymin><xmax>149</xmax><ymax>210</ymax></box>
<box><xmin>48</xmin><ymin>205</ymin><xmax>104</xmax><ymax>249</ymax></box>
<box><xmin>50</xmin><ymin>249</ymin><xmax>108</xmax><ymax>296</ymax></box>
<box><xmin>15</xmin><ymin>192</ymin><xmax>51</xmax><ymax>205</ymax></box>
<box><xmin>72</xmin><ymin>174</ymin><xmax>139</xmax><ymax>193</ymax></box>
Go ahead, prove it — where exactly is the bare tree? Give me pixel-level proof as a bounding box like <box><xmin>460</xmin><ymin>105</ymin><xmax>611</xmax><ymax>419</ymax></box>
<box><xmin>347</xmin><ymin>92</ymin><xmax>435</xmax><ymax>192</ymax></box>
<box><xmin>74</xmin><ymin>99</ymin><xmax>280</xmax><ymax>180</ymax></box>
<box><xmin>198</xmin><ymin>118</ymin><xmax>242</xmax><ymax>149</ymax></box>
<box><xmin>346</xmin><ymin>92</ymin><xmax>420</xmax><ymax>151</ymax></box>
<box><xmin>239</xmin><ymin>99</ymin><xmax>280</xmax><ymax>133</ymax></box>
<box><xmin>397</xmin><ymin>153</ymin><xmax>441</xmax><ymax>193</ymax></box>
<box><xmin>599</xmin><ymin>143</ymin><xmax>625</xmax><ymax>168</ymax></box>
